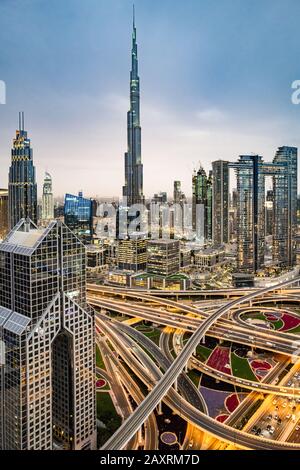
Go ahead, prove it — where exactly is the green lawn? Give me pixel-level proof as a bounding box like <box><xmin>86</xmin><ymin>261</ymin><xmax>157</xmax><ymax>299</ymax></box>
<box><xmin>97</xmin><ymin>392</ymin><xmax>122</xmax><ymax>447</ymax></box>
<box><xmin>187</xmin><ymin>370</ymin><xmax>201</xmax><ymax>387</ymax></box>
<box><xmin>96</xmin><ymin>345</ymin><xmax>106</xmax><ymax>370</ymax></box>
<box><xmin>196</xmin><ymin>344</ymin><xmax>212</xmax><ymax>362</ymax></box>
<box><xmin>272</xmin><ymin>319</ymin><xmax>284</xmax><ymax>330</ymax></box>
<box><xmin>231</xmin><ymin>352</ymin><xmax>258</xmax><ymax>382</ymax></box>
<box><xmin>288</xmin><ymin>324</ymin><xmax>300</xmax><ymax>334</ymax></box>
<box><xmin>241</xmin><ymin>312</ymin><xmax>266</xmax><ymax>322</ymax></box>
<box><xmin>136</xmin><ymin>325</ymin><xmax>161</xmax><ymax>345</ymax></box>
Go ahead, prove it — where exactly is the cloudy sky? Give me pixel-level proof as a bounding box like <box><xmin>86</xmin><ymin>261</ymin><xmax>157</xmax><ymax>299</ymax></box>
<box><xmin>0</xmin><ymin>0</ymin><xmax>300</xmax><ymax>198</ymax></box>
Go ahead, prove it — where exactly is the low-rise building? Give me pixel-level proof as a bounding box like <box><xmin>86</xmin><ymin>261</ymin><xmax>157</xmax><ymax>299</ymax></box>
<box><xmin>194</xmin><ymin>247</ymin><xmax>225</xmax><ymax>272</ymax></box>
<box><xmin>147</xmin><ymin>239</ymin><xmax>180</xmax><ymax>276</ymax></box>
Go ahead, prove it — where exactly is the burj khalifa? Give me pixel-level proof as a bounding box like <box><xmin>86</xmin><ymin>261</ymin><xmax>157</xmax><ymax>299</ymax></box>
<box><xmin>122</xmin><ymin>7</ymin><xmax>144</xmax><ymax>206</ymax></box>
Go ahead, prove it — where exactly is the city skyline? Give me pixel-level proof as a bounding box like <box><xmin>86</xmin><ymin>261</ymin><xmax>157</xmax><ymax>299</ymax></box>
<box><xmin>2</xmin><ymin>2</ymin><xmax>300</xmax><ymax>454</ymax></box>
<box><xmin>1</xmin><ymin>0</ymin><xmax>300</xmax><ymax>197</ymax></box>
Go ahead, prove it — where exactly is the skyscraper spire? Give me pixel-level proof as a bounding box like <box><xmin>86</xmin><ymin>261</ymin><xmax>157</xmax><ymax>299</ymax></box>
<box><xmin>18</xmin><ymin>111</ymin><xmax>25</xmax><ymax>132</ymax></box>
<box><xmin>122</xmin><ymin>7</ymin><xmax>144</xmax><ymax>206</ymax></box>
<box><xmin>133</xmin><ymin>4</ymin><xmax>135</xmax><ymax>29</ymax></box>
<box><xmin>9</xmin><ymin>113</ymin><xmax>37</xmax><ymax>228</ymax></box>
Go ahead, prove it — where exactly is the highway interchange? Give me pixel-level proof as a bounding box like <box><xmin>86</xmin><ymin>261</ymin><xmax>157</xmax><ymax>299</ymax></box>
<box><xmin>91</xmin><ymin>277</ymin><xmax>300</xmax><ymax>450</ymax></box>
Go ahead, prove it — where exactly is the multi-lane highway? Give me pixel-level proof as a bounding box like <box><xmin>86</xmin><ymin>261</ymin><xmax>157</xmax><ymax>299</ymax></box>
<box><xmin>88</xmin><ymin>293</ymin><xmax>300</xmax><ymax>358</ymax></box>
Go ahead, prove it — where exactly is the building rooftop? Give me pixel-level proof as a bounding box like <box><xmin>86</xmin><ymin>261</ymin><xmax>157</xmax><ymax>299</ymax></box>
<box><xmin>8</xmin><ymin>228</ymin><xmax>45</xmax><ymax>248</ymax></box>
<box><xmin>147</xmin><ymin>239</ymin><xmax>179</xmax><ymax>245</ymax></box>
<box><xmin>1</xmin><ymin>219</ymin><xmax>57</xmax><ymax>255</ymax></box>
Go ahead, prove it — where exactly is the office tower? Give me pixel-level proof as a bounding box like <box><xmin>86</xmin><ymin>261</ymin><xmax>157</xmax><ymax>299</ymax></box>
<box><xmin>271</xmin><ymin>146</ymin><xmax>297</xmax><ymax>266</ymax></box>
<box><xmin>0</xmin><ymin>219</ymin><xmax>96</xmax><ymax>450</ymax></box>
<box><xmin>234</xmin><ymin>155</ymin><xmax>265</xmax><ymax>272</ymax></box>
<box><xmin>173</xmin><ymin>181</ymin><xmax>182</xmax><ymax>204</ymax></box>
<box><xmin>64</xmin><ymin>191</ymin><xmax>93</xmax><ymax>243</ymax></box>
<box><xmin>147</xmin><ymin>240</ymin><xmax>180</xmax><ymax>276</ymax></box>
<box><xmin>117</xmin><ymin>237</ymin><xmax>147</xmax><ymax>271</ymax></box>
<box><xmin>212</xmin><ymin>160</ymin><xmax>229</xmax><ymax>245</ymax></box>
<box><xmin>206</xmin><ymin>171</ymin><xmax>213</xmax><ymax>241</ymax></box>
<box><xmin>192</xmin><ymin>165</ymin><xmax>209</xmax><ymax>241</ymax></box>
<box><xmin>8</xmin><ymin>112</ymin><xmax>37</xmax><ymax>229</ymax></box>
<box><xmin>0</xmin><ymin>189</ymin><xmax>8</xmax><ymax>241</ymax></box>
<box><xmin>42</xmin><ymin>172</ymin><xmax>54</xmax><ymax>221</ymax></box>
<box><xmin>122</xmin><ymin>8</ymin><xmax>144</xmax><ymax>206</ymax></box>
<box><xmin>265</xmin><ymin>190</ymin><xmax>274</xmax><ymax>236</ymax></box>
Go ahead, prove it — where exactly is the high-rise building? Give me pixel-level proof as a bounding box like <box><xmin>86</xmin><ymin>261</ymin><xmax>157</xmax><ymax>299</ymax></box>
<box><xmin>0</xmin><ymin>219</ymin><xmax>96</xmax><ymax>450</ymax></box>
<box><xmin>147</xmin><ymin>239</ymin><xmax>180</xmax><ymax>277</ymax></box>
<box><xmin>212</xmin><ymin>160</ymin><xmax>229</xmax><ymax>245</ymax></box>
<box><xmin>0</xmin><ymin>189</ymin><xmax>8</xmax><ymax>241</ymax></box>
<box><xmin>206</xmin><ymin>171</ymin><xmax>213</xmax><ymax>241</ymax></box>
<box><xmin>192</xmin><ymin>165</ymin><xmax>211</xmax><ymax>241</ymax></box>
<box><xmin>42</xmin><ymin>172</ymin><xmax>54</xmax><ymax>221</ymax></box>
<box><xmin>265</xmin><ymin>189</ymin><xmax>274</xmax><ymax>236</ymax></box>
<box><xmin>122</xmin><ymin>8</ymin><xmax>144</xmax><ymax>206</ymax></box>
<box><xmin>117</xmin><ymin>237</ymin><xmax>147</xmax><ymax>271</ymax></box>
<box><xmin>233</xmin><ymin>155</ymin><xmax>265</xmax><ymax>272</ymax></box>
<box><xmin>173</xmin><ymin>181</ymin><xmax>182</xmax><ymax>204</ymax></box>
<box><xmin>8</xmin><ymin>112</ymin><xmax>37</xmax><ymax>229</ymax></box>
<box><xmin>64</xmin><ymin>191</ymin><xmax>93</xmax><ymax>243</ymax></box>
<box><xmin>272</xmin><ymin>146</ymin><xmax>297</xmax><ymax>267</ymax></box>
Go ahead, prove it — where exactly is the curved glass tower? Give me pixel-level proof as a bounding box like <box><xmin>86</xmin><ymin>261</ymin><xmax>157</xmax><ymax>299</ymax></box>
<box><xmin>122</xmin><ymin>7</ymin><xmax>144</xmax><ymax>206</ymax></box>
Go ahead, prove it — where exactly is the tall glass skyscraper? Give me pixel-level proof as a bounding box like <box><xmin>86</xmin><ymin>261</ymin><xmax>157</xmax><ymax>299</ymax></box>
<box><xmin>42</xmin><ymin>172</ymin><xmax>54</xmax><ymax>221</ymax></box>
<box><xmin>122</xmin><ymin>8</ymin><xmax>144</xmax><ymax>206</ymax></box>
<box><xmin>64</xmin><ymin>192</ymin><xmax>93</xmax><ymax>243</ymax></box>
<box><xmin>206</xmin><ymin>171</ymin><xmax>213</xmax><ymax>241</ymax></box>
<box><xmin>8</xmin><ymin>112</ymin><xmax>37</xmax><ymax>229</ymax></box>
<box><xmin>233</xmin><ymin>147</ymin><xmax>297</xmax><ymax>273</ymax></box>
<box><xmin>234</xmin><ymin>155</ymin><xmax>265</xmax><ymax>272</ymax></box>
<box><xmin>212</xmin><ymin>160</ymin><xmax>229</xmax><ymax>246</ymax></box>
<box><xmin>268</xmin><ymin>146</ymin><xmax>297</xmax><ymax>267</ymax></box>
<box><xmin>173</xmin><ymin>181</ymin><xmax>182</xmax><ymax>204</ymax></box>
<box><xmin>0</xmin><ymin>219</ymin><xmax>96</xmax><ymax>449</ymax></box>
<box><xmin>192</xmin><ymin>165</ymin><xmax>212</xmax><ymax>241</ymax></box>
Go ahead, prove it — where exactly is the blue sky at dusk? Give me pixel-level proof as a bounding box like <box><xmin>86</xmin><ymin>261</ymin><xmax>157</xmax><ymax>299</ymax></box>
<box><xmin>0</xmin><ymin>0</ymin><xmax>300</xmax><ymax>198</ymax></box>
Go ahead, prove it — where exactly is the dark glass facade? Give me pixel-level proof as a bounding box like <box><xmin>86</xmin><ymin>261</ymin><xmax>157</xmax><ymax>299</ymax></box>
<box><xmin>272</xmin><ymin>146</ymin><xmax>297</xmax><ymax>267</ymax></box>
<box><xmin>192</xmin><ymin>165</ymin><xmax>212</xmax><ymax>242</ymax></box>
<box><xmin>212</xmin><ymin>160</ymin><xmax>229</xmax><ymax>245</ymax></box>
<box><xmin>64</xmin><ymin>192</ymin><xmax>93</xmax><ymax>243</ymax></box>
<box><xmin>234</xmin><ymin>155</ymin><xmax>265</xmax><ymax>273</ymax></box>
<box><xmin>8</xmin><ymin>113</ymin><xmax>37</xmax><ymax>229</ymax></box>
<box><xmin>0</xmin><ymin>219</ymin><xmax>96</xmax><ymax>450</ymax></box>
